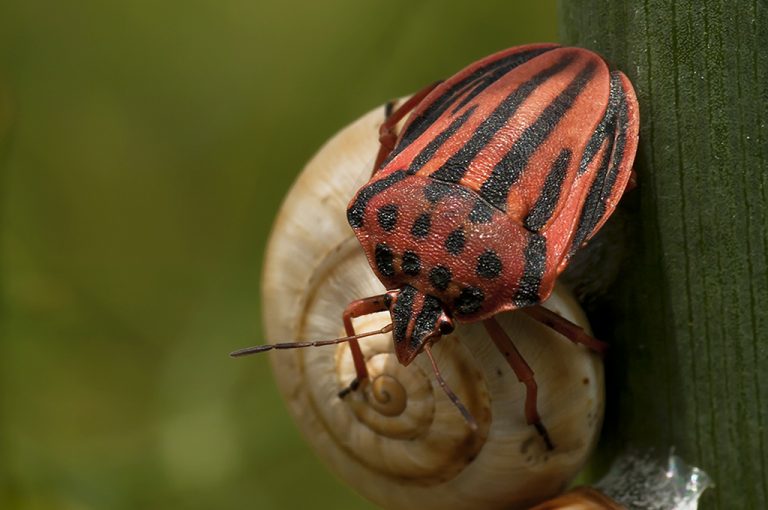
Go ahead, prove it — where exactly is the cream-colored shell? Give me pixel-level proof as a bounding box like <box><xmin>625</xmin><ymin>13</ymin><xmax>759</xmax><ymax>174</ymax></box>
<box><xmin>261</xmin><ymin>102</ymin><xmax>605</xmax><ymax>510</ymax></box>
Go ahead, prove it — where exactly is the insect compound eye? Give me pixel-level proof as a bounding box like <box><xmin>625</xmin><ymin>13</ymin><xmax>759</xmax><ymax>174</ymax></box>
<box><xmin>439</xmin><ymin>319</ymin><xmax>455</xmax><ymax>335</ymax></box>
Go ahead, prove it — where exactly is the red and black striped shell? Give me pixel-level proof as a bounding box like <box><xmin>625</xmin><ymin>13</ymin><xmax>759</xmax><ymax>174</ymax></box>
<box><xmin>347</xmin><ymin>44</ymin><xmax>639</xmax><ymax>325</ymax></box>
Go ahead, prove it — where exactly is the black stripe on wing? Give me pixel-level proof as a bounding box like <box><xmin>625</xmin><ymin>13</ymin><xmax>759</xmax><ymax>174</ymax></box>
<box><xmin>388</xmin><ymin>46</ymin><xmax>559</xmax><ymax>163</ymax></box>
<box><xmin>479</xmin><ymin>60</ymin><xmax>598</xmax><ymax>210</ymax></box>
<box><xmin>513</xmin><ymin>232</ymin><xmax>548</xmax><ymax>307</ymax></box>
<box><xmin>523</xmin><ymin>148</ymin><xmax>572</xmax><ymax>232</ymax></box>
<box><xmin>431</xmin><ymin>55</ymin><xmax>575</xmax><ymax>184</ymax></box>
<box><xmin>407</xmin><ymin>105</ymin><xmax>478</xmax><ymax>174</ymax></box>
<box><xmin>568</xmin><ymin>72</ymin><xmax>631</xmax><ymax>256</ymax></box>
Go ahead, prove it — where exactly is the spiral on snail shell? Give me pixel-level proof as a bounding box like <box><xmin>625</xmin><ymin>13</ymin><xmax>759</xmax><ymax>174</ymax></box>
<box><xmin>260</xmin><ymin>101</ymin><xmax>605</xmax><ymax>510</ymax></box>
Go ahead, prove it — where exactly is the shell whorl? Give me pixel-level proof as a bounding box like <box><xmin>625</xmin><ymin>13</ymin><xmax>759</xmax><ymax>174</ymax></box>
<box><xmin>292</xmin><ymin>235</ymin><xmax>491</xmax><ymax>483</ymax></box>
<box><xmin>261</xmin><ymin>102</ymin><xmax>605</xmax><ymax>510</ymax></box>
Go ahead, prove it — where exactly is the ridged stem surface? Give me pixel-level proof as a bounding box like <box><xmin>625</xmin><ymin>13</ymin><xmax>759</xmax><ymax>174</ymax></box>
<box><xmin>559</xmin><ymin>2</ymin><xmax>768</xmax><ymax>509</ymax></box>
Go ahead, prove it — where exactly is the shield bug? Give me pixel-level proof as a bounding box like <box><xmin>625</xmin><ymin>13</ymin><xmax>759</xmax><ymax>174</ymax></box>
<box><xmin>234</xmin><ymin>43</ymin><xmax>639</xmax><ymax>450</ymax></box>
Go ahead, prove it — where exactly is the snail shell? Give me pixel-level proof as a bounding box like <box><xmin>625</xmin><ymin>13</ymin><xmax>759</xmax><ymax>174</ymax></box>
<box><xmin>261</xmin><ymin>101</ymin><xmax>605</xmax><ymax>510</ymax></box>
<box><xmin>528</xmin><ymin>487</ymin><xmax>624</xmax><ymax>509</ymax></box>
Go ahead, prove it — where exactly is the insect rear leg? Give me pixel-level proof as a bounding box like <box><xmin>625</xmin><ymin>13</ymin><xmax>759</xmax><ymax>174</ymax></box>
<box><xmin>373</xmin><ymin>81</ymin><xmax>441</xmax><ymax>173</ymax></box>
<box><xmin>337</xmin><ymin>294</ymin><xmax>390</xmax><ymax>398</ymax></box>
<box><xmin>484</xmin><ymin>317</ymin><xmax>554</xmax><ymax>451</ymax></box>
<box><xmin>522</xmin><ymin>305</ymin><xmax>608</xmax><ymax>355</ymax></box>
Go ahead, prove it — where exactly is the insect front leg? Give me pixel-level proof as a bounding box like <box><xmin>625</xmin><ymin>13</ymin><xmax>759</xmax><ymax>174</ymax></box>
<box><xmin>522</xmin><ymin>305</ymin><xmax>608</xmax><ymax>355</ymax></box>
<box><xmin>484</xmin><ymin>317</ymin><xmax>555</xmax><ymax>451</ymax></box>
<box><xmin>337</xmin><ymin>294</ymin><xmax>391</xmax><ymax>398</ymax></box>
<box><xmin>373</xmin><ymin>80</ymin><xmax>441</xmax><ymax>173</ymax></box>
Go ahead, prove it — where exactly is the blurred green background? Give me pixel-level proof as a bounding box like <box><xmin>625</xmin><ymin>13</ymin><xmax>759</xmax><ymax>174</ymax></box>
<box><xmin>0</xmin><ymin>2</ymin><xmax>556</xmax><ymax>508</ymax></box>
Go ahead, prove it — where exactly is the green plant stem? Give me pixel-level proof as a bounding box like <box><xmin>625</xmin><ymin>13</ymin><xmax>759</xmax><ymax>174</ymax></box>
<box><xmin>559</xmin><ymin>2</ymin><xmax>768</xmax><ymax>509</ymax></box>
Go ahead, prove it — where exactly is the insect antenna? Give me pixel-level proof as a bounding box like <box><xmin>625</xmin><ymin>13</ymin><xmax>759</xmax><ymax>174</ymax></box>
<box><xmin>230</xmin><ymin>324</ymin><xmax>393</xmax><ymax>358</ymax></box>
<box><xmin>423</xmin><ymin>342</ymin><xmax>478</xmax><ymax>432</ymax></box>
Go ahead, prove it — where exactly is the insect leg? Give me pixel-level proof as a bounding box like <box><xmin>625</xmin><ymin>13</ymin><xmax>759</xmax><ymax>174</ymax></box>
<box><xmin>337</xmin><ymin>294</ymin><xmax>391</xmax><ymax>398</ymax></box>
<box><xmin>627</xmin><ymin>168</ymin><xmax>638</xmax><ymax>191</ymax></box>
<box><xmin>522</xmin><ymin>305</ymin><xmax>608</xmax><ymax>354</ymax></box>
<box><xmin>484</xmin><ymin>317</ymin><xmax>554</xmax><ymax>451</ymax></box>
<box><xmin>373</xmin><ymin>80</ymin><xmax>441</xmax><ymax>173</ymax></box>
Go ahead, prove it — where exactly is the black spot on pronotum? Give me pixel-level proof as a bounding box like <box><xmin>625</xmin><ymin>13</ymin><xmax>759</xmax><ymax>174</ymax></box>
<box><xmin>376</xmin><ymin>204</ymin><xmax>399</xmax><ymax>231</ymax></box>
<box><xmin>347</xmin><ymin>170</ymin><xmax>407</xmax><ymax>228</ymax></box>
<box><xmin>445</xmin><ymin>228</ymin><xmax>466</xmax><ymax>255</ymax></box>
<box><xmin>455</xmin><ymin>287</ymin><xmax>485</xmax><ymax>315</ymax></box>
<box><xmin>402</xmin><ymin>250</ymin><xmax>421</xmax><ymax>276</ymax></box>
<box><xmin>375</xmin><ymin>243</ymin><xmax>395</xmax><ymax>278</ymax></box>
<box><xmin>476</xmin><ymin>250</ymin><xmax>503</xmax><ymax>279</ymax></box>
<box><xmin>429</xmin><ymin>266</ymin><xmax>452</xmax><ymax>291</ymax></box>
<box><xmin>411</xmin><ymin>213</ymin><xmax>432</xmax><ymax>238</ymax></box>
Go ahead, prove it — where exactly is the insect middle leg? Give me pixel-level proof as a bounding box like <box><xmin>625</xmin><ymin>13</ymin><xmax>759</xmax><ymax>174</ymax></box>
<box><xmin>337</xmin><ymin>294</ymin><xmax>390</xmax><ymax>398</ymax></box>
<box><xmin>522</xmin><ymin>305</ymin><xmax>608</xmax><ymax>355</ymax></box>
<box><xmin>484</xmin><ymin>317</ymin><xmax>555</xmax><ymax>450</ymax></box>
<box><xmin>373</xmin><ymin>80</ymin><xmax>441</xmax><ymax>173</ymax></box>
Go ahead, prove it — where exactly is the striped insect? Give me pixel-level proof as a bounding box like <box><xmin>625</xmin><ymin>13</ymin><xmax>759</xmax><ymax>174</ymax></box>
<box><xmin>234</xmin><ymin>44</ymin><xmax>639</xmax><ymax>449</ymax></box>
